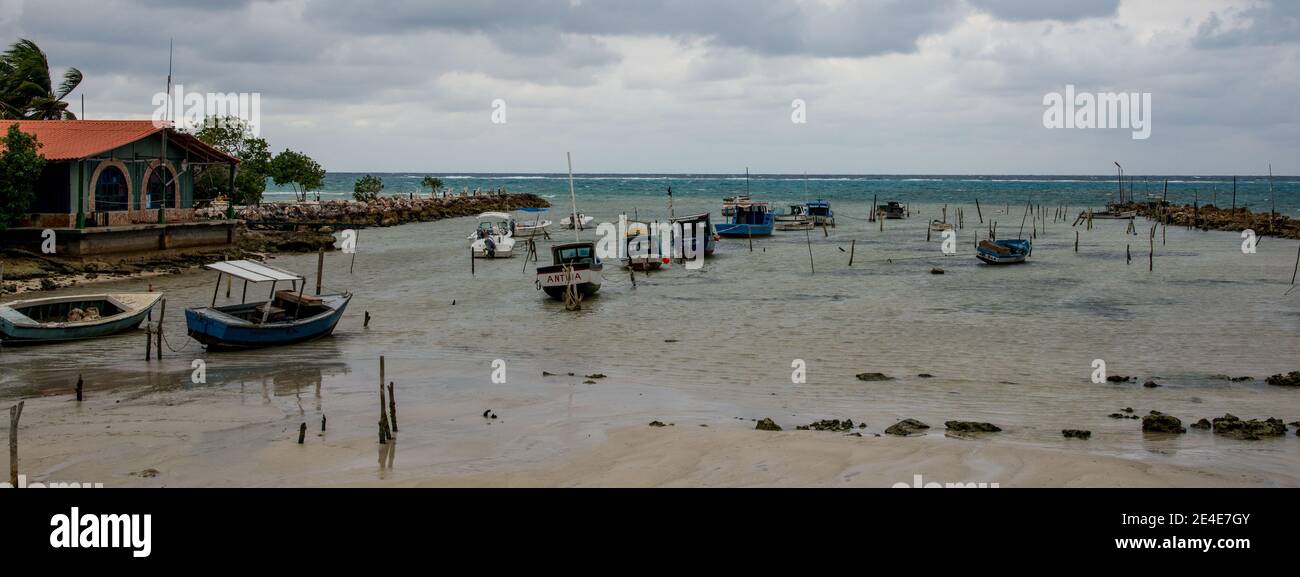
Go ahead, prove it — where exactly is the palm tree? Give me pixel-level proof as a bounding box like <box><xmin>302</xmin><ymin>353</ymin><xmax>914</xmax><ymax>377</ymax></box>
<box><xmin>0</xmin><ymin>39</ymin><xmax>82</xmax><ymax>120</ymax></box>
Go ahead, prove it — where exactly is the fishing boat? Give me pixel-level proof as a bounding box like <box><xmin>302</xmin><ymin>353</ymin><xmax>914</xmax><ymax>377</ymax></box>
<box><xmin>715</xmin><ymin>200</ymin><xmax>775</xmax><ymax>237</ymax></box>
<box><xmin>185</xmin><ymin>260</ymin><xmax>351</xmax><ymax>350</ymax></box>
<box><xmin>929</xmin><ymin>219</ymin><xmax>955</xmax><ymax>232</ymax></box>
<box><xmin>513</xmin><ymin>207</ymin><xmax>553</xmax><ymax>238</ymax></box>
<box><xmin>537</xmin><ymin>242</ymin><xmax>603</xmax><ymax>300</ymax></box>
<box><xmin>976</xmin><ymin>239</ymin><xmax>1031</xmax><ymax>265</ymax></box>
<box><xmin>669</xmin><ymin>213</ymin><xmax>717</xmax><ymax>257</ymax></box>
<box><xmin>877</xmin><ymin>201</ymin><xmax>906</xmax><ymax>219</ymax></box>
<box><xmin>0</xmin><ymin>293</ymin><xmax>162</xmax><ymax>344</ymax></box>
<box><xmin>775</xmin><ymin>204</ymin><xmax>813</xmax><ymax>231</ymax></box>
<box><xmin>721</xmin><ymin>195</ymin><xmax>750</xmax><ymax>217</ymax></box>
<box><xmin>560</xmin><ymin>212</ymin><xmax>595</xmax><ymax>230</ymax></box>
<box><xmin>805</xmin><ymin>199</ymin><xmax>835</xmax><ymax>227</ymax></box>
<box><xmin>469</xmin><ymin>212</ymin><xmax>516</xmax><ymax>258</ymax></box>
<box><xmin>623</xmin><ymin>221</ymin><xmax>664</xmax><ymax>271</ymax></box>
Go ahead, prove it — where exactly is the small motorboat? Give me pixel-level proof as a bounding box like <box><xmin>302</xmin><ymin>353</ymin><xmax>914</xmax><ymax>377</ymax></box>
<box><xmin>877</xmin><ymin>201</ymin><xmax>906</xmax><ymax>219</ymax></box>
<box><xmin>469</xmin><ymin>212</ymin><xmax>516</xmax><ymax>258</ymax></box>
<box><xmin>669</xmin><ymin>213</ymin><xmax>717</xmax><ymax>258</ymax></box>
<box><xmin>537</xmin><ymin>242</ymin><xmax>603</xmax><ymax>301</ymax></box>
<box><xmin>623</xmin><ymin>221</ymin><xmax>664</xmax><ymax>271</ymax></box>
<box><xmin>930</xmin><ymin>219</ymin><xmax>955</xmax><ymax>232</ymax></box>
<box><xmin>0</xmin><ymin>293</ymin><xmax>162</xmax><ymax>344</ymax></box>
<box><xmin>513</xmin><ymin>207</ymin><xmax>553</xmax><ymax>239</ymax></box>
<box><xmin>775</xmin><ymin>204</ymin><xmax>813</xmax><ymax>231</ymax></box>
<box><xmin>560</xmin><ymin>212</ymin><xmax>595</xmax><ymax>230</ymax></box>
<box><xmin>185</xmin><ymin>260</ymin><xmax>351</xmax><ymax>350</ymax></box>
<box><xmin>806</xmin><ymin>199</ymin><xmax>835</xmax><ymax>227</ymax></box>
<box><xmin>976</xmin><ymin>239</ymin><xmax>1031</xmax><ymax>264</ymax></box>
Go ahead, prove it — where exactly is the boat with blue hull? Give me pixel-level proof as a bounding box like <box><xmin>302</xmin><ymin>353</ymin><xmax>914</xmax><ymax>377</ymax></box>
<box><xmin>669</xmin><ymin>213</ymin><xmax>717</xmax><ymax>257</ymax></box>
<box><xmin>976</xmin><ymin>239</ymin><xmax>1031</xmax><ymax>264</ymax></box>
<box><xmin>805</xmin><ymin>199</ymin><xmax>835</xmax><ymax>227</ymax></box>
<box><xmin>185</xmin><ymin>260</ymin><xmax>351</xmax><ymax>350</ymax></box>
<box><xmin>0</xmin><ymin>293</ymin><xmax>161</xmax><ymax>344</ymax></box>
<box><xmin>714</xmin><ymin>200</ymin><xmax>774</xmax><ymax>237</ymax></box>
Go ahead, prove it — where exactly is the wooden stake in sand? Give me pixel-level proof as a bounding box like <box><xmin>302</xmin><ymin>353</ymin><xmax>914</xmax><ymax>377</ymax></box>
<box><xmin>378</xmin><ymin>356</ymin><xmax>391</xmax><ymax>443</ymax></box>
<box><xmin>9</xmin><ymin>401</ymin><xmax>22</xmax><ymax>487</ymax></box>
<box><xmin>1291</xmin><ymin>243</ymin><xmax>1299</xmax><ymax>285</ymax></box>
<box><xmin>975</xmin><ymin>199</ymin><xmax>983</xmax><ymax>223</ymax></box>
<box><xmin>805</xmin><ymin>227</ymin><xmax>815</xmax><ymax>274</ymax></box>
<box><xmin>156</xmin><ymin>298</ymin><xmax>165</xmax><ymax>357</ymax></box>
<box><xmin>1075</xmin><ymin>231</ymin><xmax>1079</xmax><ymax>252</ymax></box>
<box><xmin>145</xmin><ymin>323</ymin><xmax>152</xmax><ymax>361</ymax></box>
<box><xmin>321</xmin><ymin>414</ymin><xmax>327</xmax><ymax>432</ymax></box>
<box><xmin>364</xmin><ymin>311</ymin><xmax>371</xmax><ymax>328</ymax></box>
<box><xmin>1126</xmin><ymin>244</ymin><xmax>1131</xmax><ymax>265</ymax></box>
<box><xmin>848</xmin><ymin>239</ymin><xmax>856</xmax><ymax>267</ymax></box>
<box><xmin>298</xmin><ymin>422</ymin><xmax>306</xmax><ymax>444</ymax></box>
<box><xmin>315</xmin><ymin>248</ymin><xmax>325</xmax><ymax>296</ymax></box>
<box><xmin>388</xmin><ymin>381</ymin><xmax>398</xmax><ymax>433</ymax></box>
<box><xmin>75</xmin><ymin>374</ymin><xmax>83</xmax><ymax>402</ymax></box>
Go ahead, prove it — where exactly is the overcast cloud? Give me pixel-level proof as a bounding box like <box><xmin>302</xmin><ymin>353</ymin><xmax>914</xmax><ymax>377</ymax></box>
<box><xmin>1</xmin><ymin>0</ymin><xmax>1295</xmax><ymax>174</ymax></box>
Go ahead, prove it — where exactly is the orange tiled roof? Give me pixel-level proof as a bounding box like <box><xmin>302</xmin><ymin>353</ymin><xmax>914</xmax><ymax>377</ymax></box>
<box><xmin>0</xmin><ymin>119</ymin><xmax>238</xmax><ymax>163</ymax></box>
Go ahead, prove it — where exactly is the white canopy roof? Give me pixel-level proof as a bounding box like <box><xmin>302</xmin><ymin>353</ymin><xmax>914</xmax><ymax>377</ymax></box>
<box><xmin>478</xmin><ymin>212</ymin><xmax>514</xmax><ymax>221</ymax></box>
<box><xmin>205</xmin><ymin>260</ymin><xmax>302</xmax><ymax>283</ymax></box>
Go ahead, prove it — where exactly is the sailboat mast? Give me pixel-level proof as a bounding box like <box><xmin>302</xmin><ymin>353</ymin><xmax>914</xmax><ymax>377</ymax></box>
<box><xmin>567</xmin><ymin>152</ymin><xmax>580</xmax><ymax>242</ymax></box>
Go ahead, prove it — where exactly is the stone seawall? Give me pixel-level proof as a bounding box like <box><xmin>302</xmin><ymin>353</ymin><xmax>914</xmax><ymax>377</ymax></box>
<box><xmin>196</xmin><ymin>193</ymin><xmax>551</xmax><ymax>228</ymax></box>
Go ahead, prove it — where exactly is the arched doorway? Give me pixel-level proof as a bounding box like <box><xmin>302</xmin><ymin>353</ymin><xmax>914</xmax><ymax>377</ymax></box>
<box><xmin>144</xmin><ymin>164</ymin><xmax>179</xmax><ymax>210</ymax></box>
<box><xmin>93</xmin><ymin>165</ymin><xmax>130</xmax><ymax>212</ymax></box>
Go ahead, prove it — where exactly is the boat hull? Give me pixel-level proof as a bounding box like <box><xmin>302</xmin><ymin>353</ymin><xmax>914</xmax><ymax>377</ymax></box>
<box><xmin>0</xmin><ymin>293</ymin><xmax>161</xmax><ymax>344</ymax></box>
<box><xmin>976</xmin><ymin>239</ymin><xmax>1031</xmax><ymax>265</ymax></box>
<box><xmin>715</xmin><ymin>223</ymin><xmax>774</xmax><ymax>237</ymax></box>
<box><xmin>536</xmin><ymin>264</ymin><xmax>603</xmax><ymax>300</ymax></box>
<box><xmin>185</xmin><ymin>293</ymin><xmax>351</xmax><ymax>350</ymax></box>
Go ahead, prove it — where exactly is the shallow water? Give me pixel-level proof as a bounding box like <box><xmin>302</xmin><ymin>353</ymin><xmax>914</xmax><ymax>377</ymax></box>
<box><xmin>2</xmin><ymin>194</ymin><xmax>1298</xmax><ymax>484</ymax></box>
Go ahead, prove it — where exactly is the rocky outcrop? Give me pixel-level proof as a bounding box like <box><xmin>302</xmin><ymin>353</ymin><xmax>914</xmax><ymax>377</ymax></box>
<box><xmin>1141</xmin><ymin>411</ymin><xmax>1186</xmax><ymax>434</ymax></box>
<box><xmin>755</xmin><ymin>418</ymin><xmax>782</xmax><ymax>431</ymax></box>
<box><xmin>885</xmin><ymin>418</ymin><xmax>929</xmax><ymax>436</ymax></box>
<box><xmin>1190</xmin><ymin>418</ymin><xmax>1212</xmax><ymax>430</ymax></box>
<box><xmin>1211</xmin><ymin>414</ymin><xmax>1288</xmax><ymax>440</ymax></box>
<box><xmin>855</xmin><ymin>372</ymin><xmax>894</xmax><ymax>382</ymax></box>
<box><xmin>196</xmin><ymin>193</ymin><xmax>550</xmax><ymax>228</ymax></box>
<box><xmin>1124</xmin><ymin>201</ymin><xmax>1300</xmax><ymax>239</ymax></box>
<box><xmin>796</xmin><ymin>419</ymin><xmax>856</xmax><ymax>432</ymax></box>
<box><xmin>945</xmin><ymin>421</ymin><xmax>1002</xmax><ymax>433</ymax></box>
<box><xmin>1265</xmin><ymin>372</ymin><xmax>1300</xmax><ymax>387</ymax></box>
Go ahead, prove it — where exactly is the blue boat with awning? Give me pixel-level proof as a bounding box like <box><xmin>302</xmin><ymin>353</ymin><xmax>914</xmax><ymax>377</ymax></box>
<box><xmin>185</xmin><ymin>260</ymin><xmax>351</xmax><ymax>350</ymax></box>
<box><xmin>714</xmin><ymin>199</ymin><xmax>774</xmax><ymax>237</ymax></box>
<box><xmin>976</xmin><ymin>239</ymin><xmax>1031</xmax><ymax>264</ymax></box>
<box><xmin>805</xmin><ymin>199</ymin><xmax>835</xmax><ymax>227</ymax></box>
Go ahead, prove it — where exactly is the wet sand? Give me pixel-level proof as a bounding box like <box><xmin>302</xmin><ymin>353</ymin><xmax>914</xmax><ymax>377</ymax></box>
<box><xmin>2</xmin><ymin>198</ymin><xmax>1298</xmax><ymax>487</ymax></box>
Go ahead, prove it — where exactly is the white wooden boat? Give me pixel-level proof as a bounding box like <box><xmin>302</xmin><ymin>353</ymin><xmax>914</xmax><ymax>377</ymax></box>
<box><xmin>469</xmin><ymin>212</ymin><xmax>516</xmax><ymax>258</ymax></box>
<box><xmin>560</xmin><ymin>212</ymin><xmax>595</xmax><ymax>230</ymax></box>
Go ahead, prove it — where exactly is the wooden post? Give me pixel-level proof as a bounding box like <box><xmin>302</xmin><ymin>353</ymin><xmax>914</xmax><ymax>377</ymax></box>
<box><xmin>975</xmin><ymin>198</ymin><xmax>983</xmax><ymax>223</ymax></box>
<box><xmin>1126</xmin><ymin>244</ymin><xmax>1131</xmax><ymax>265</ymax></box>
<box><xmin>805</xmin><ymin>227</ymin><xmax>814</xmax><ymax>274</ymax></box>
<box><xmin>145</xmin><ymin>323</ymin><xmax>152</xmax><ymax>361</ymax></box>
<box><xmin>470</xmin><ymin>247</ymin><xmax>475</xmax><ymax>276</ymax></box>
<box><xmin>364</xmin><ymin>311</ymin><xmax>371</xmax><ymax>328</ymax></box>
<box><xmin>75</xmin><ymin>374</ymin><xmax>83</xmax><ymax>402</ymax></box>
<box><xmin>1149</xmin><ymin>225</ymin><xmax>1155</xmax><ymax>271</ymax></box>
<box><xmin>1075</xmin><ymin>231</ymin><xmax>1079</xmax><ymax>252</ymax></box>
<box><xmin>298</xmin><ymin>422</ymin><xmax>306</xmax><ymax>444</ymax></box>
<box><xmin>315</xmin><ymin>248</ymin><xmax>325</xmax><ymax>296</ymax></box>
<box><xmin>156</xmin><ymin>298</ymin><xmax>165</xmax><ymax>357</ymax></box>
<box><xmin>378</xmin><ymin>356</ymin><xmax>391</xmax><ymax>442</ymax></box>
<box><xmin>9</xmin><ymin>401</ymin><xmax>22</xmax><ymax>487</ymax></box>
<box><xmin>321</xmin><ymin>414</ymin><xmax>327</xmax><ymax>432</ymax></box>
<box><xmin>848</xmin><ymin>239</ymin><xmax>856</xmax><ymax>267</ymax></box>
<box><xmin>388</xmin><ymin>381</ymin><xmax>398</xmax><ymax>433</ymax></box>
<box><xmin>1291</xmin><ymin>243</ymin><xmax>1299</xmax><ymax>285</ymax></box>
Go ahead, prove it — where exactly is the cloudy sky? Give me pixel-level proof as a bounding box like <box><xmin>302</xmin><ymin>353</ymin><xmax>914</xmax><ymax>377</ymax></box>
<box><xmin>2</xmin><ymin>0</ymin><xmax>1296</xmax><ymax>174</ymax></box>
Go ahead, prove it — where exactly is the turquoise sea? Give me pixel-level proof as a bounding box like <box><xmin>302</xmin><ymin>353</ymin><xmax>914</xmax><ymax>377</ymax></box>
<box><xmin>267</xmin><ymin>173</ymin><xmax>1300</xmax><ymax>215</ymax></box>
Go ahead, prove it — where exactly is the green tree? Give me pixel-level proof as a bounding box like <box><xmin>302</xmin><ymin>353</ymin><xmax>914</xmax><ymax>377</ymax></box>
<box><xmin>0</xmin><ymin>123</ymin><xmax>46</xmax><ymax>230</ymax></box>
<box><xmin>0</xmin><ymin>39</ymin><xmax>82</xmax><ymax>120</ymax></box>
<box><xmin>421</xmin><ymin>175</ymin><xmax>443</xmax><ymax>195</ymax></box>
<box><xmin>352</xmin><ymin>174</ymin><xmax>384</xmax><ymax>202</ymax></box>
<box><xmin>188</xmin><ymin>116</ymin><xmax>271</xmax><ymax>205</ymax></box>
<box><xmin>268</xmin><ymin>149</ymin><xmax>325</xmax><ymax>202</ymax></box>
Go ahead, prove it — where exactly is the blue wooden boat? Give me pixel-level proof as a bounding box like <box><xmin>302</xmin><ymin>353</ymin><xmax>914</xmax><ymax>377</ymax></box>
<box><xmin>805</xmin><ymin>199</ymin><xmax>835</xmax><ymax>227</ymax></box>
<box><xmin>669</xmin><ymin>212</ymin><xmax>717</xmax><ymax>257</ymax></box>
<box><xmin>0</xmin><ymin>293</ymin><xmax>161</xmax><ymax>345</ymax></box>
<box><xmin>185</xmin><ymin>260</ymin><xmax>351</xmax><ymax>350</ymax></box>
<box><xmin>714</xmin><ymin>200</ymin><xmax>774</xmax><ymax>237</ymax></box>
<box><xmin>976</xmin><ymin>239</ymin><xmax>1031</xmax><ymax>264</ymax></box>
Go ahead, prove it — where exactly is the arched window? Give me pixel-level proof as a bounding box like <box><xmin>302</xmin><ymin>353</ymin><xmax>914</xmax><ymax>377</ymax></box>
<box><xmin>94</xmin><ymin>165</ymin><xmax>129</xmax><ymax>211</ymax></box>
<box><xmin>146</xmin><ymin>165</ymin><xmax>178</xmax><ymax>209</ymax></box>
